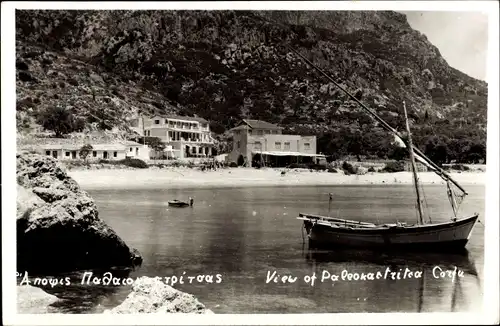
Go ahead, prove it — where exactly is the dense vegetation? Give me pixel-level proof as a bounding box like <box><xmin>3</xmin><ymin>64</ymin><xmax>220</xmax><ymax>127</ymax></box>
<box><xmin>16</xmin><ymin>10</ymin><xmax>487</xmax><ymax>164</ymax></box>
<box><xmin>99</xmin><ymin>158</ymin><xmax>149</xmax><ymax>169</ymax></box>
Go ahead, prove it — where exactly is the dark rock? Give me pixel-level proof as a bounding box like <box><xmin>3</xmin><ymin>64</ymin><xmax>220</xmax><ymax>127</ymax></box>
<box><xmin>23</xmin><ymin>51</ymin><xmax>41</xmax><ymax>59</ymax></box>
<box><xmin>32</xmin><ymin>187</ymin><xmax>69</xmax><ymax>202</ymax></box>
<box><xmin>16</xmin><ymin>152</ymin><xmax>142</xmax><ymax>274</ymax></box>
<box><xmin>104</xmin><ymin>277</ymin><xmax>213</xmax><ymax>314</ymax></box>
<box><xmin>18</xmin><ymin>71</ymin><xmax>38</xmax><ymax>83</ymax></box>
<box><xmin>16</xmin><ymin>60</ymin><xmax>29</xmax><ymax>71</ymax></box>
<box><xmin>68</xmin><ymin>77</ymin><xmax>79</xmax><ymax>86</ymax></box>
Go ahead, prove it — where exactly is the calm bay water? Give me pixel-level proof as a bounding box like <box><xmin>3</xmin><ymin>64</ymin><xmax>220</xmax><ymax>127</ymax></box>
<box><xmin>42</xmin><ymin>184</ymin><xmax>485</xmax><ymax>314</ymax></box>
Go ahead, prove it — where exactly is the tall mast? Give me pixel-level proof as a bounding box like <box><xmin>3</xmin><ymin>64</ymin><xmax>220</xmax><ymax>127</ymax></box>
<box><xmin>403</xmin><ymin>101</ymin><xmax>425</xmax><ymax>225</ymax></box>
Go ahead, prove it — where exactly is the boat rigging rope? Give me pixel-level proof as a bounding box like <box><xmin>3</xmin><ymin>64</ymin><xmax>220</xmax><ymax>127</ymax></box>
<box><xmin>246</xmin><ymin>13</ymin><xmax>469</xmax><ymax>197</ymax></box>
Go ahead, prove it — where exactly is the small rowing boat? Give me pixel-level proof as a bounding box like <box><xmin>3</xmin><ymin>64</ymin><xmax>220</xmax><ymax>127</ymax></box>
<box><xmin>168</xmin><ymin>198</ymin><xmax>194</xmax><ymax>208</ymax></box>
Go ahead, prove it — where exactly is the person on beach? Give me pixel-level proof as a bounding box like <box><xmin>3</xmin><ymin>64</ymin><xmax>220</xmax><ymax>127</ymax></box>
<box><xmin>189</xmin><ymin>197</ymin><xmax>194</xmax><ymax>206</ymax></box>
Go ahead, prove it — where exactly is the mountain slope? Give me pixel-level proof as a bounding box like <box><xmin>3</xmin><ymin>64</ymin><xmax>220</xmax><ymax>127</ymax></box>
<box><xmin>15</xmin><ymin>10</ymin><xmax>487</xmax><ymax>163</ymax></box>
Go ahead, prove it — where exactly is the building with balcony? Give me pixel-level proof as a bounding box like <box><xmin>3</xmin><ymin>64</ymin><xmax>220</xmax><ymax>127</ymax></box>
<box><xmin>135</xmin><ymin>115</ymin><xmax>215</xmax><ymax>159</ymax></box>
<box><xmin>228</xmin><ymin>119</ymin><xmax>326</xmax><ymax>167</ymax></box>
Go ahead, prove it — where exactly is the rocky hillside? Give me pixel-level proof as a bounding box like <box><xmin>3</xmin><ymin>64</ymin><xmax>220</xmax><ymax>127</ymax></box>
<box><xmin>15</xmin><ymin>10</ymin><xmax>487</xmax><ymax>163</ymax></box>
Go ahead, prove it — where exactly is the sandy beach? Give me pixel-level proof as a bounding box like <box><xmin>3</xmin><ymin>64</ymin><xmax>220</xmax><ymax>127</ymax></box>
<box><xmin>68</xmin><ymin>167</ymin><xmax>486</xmax><ymax>190</ymax></box>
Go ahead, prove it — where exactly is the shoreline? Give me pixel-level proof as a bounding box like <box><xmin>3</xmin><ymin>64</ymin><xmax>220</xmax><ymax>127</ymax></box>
<box><xmin>67</xmin><ymin>167</ymin><xmax>486</xmax><ymax>190</ymax></box>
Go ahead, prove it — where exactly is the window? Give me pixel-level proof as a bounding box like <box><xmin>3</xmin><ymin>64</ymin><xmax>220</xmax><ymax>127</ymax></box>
<box><xmin>264</xmin><ymin>130</ymin><xmax>270</xmax><ymax>134</ymax></box>
<box><xmin>92</xmin><ymin>151</ymin><xmax>97</xmax><ymax>157</ymax></box>
<box><xmin>45</xmin><ymin>151</ymin><xmax>50</xmax><ymax>155</ymax></box>
<box><xmin>113</xmin><ymin>152</ymin><xmax>117</xmax><ymax>158</ymax></box>
<box><xmin>103</xmin><ymin>152</ymin><xmax>108</xmax><ymax>159</ymax></box>
<box><xmin>130</xmin><ymin>147</ymin><xmax>133</xmax><ymax>152</ymax></box>
<box><xmin>254</xmin><ymin>141</ymin><xmax>262</xmax><ymax>150</ymax></box>
<box><xmin>154</xmin><ymin>119</ymin><xmax>160</xmax><ymax>124</ymax></box>
<box><xmin>275</xmin><ymin>142</ymin><xmax>281</xmax><ymax>150</ymax></box>
<box><xmin>237</xmin><ymin>141</ymin><xmax>240</xmax><ymax>149</ymax></box>
<box><xmin>304</xmin><ymin>143</ymin><xmax>310</xmax><ymax>150</ymax></box>
<box><xmin>257</xmin><ymin>130</ymin><xmax>263</xmax><ymax>135</ymax></box>
<box><xmin>65</xmin><ymin>152</ymin><xmax>70</xmax><ymax>157</ymax></box>
<box><xmin>284</xmin><ymin>142</ymin><xmax>290</xmax><ymax>150</ymax></box>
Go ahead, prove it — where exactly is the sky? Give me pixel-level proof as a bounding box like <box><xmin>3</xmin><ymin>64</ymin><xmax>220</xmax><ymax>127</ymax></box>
<box><xmin>402</xmin><ymin>11</ymin><xmax>488</xmax><ymax>81</ymax></box>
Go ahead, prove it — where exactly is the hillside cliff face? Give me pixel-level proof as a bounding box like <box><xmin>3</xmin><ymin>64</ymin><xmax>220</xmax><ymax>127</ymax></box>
<box><xmin>15</xmin><ymin>10</ymin><xmax>487</xmax><ymax>163</ymax></box>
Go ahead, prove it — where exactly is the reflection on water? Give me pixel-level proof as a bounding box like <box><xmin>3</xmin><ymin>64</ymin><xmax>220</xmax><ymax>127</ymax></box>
<box><xmin>23</xmin><ymin>185</ymin><xmax>484</xmax><ymax>314</ymax></box>
<box><xmin>303</xmin><ymin>246</ymin><xmax>481</xmax><ymax>313</ymax></box>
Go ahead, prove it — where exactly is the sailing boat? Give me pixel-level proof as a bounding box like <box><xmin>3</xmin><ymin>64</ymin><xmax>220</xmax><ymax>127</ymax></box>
<box><xmin>291</xmin><ymin>48</ymin><xmax>479</xmax><ymax>251</ymax></box>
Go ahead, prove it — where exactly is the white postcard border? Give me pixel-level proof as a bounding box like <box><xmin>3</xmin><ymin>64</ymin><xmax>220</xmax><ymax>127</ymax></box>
<box><xmin>2</xmin><ymin>1</ymin><xmax>498</xmax><ymax>325</ymax></box>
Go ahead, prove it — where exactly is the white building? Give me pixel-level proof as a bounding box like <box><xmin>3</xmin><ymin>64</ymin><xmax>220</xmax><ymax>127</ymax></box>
<box><xmin>133</xmin><ymin>114</ymin><xmax>215</xmax><ymax>159</ymax></box>
<box><xmin>40</xmin><ymin>141</ymin><xmax>150</xmax><ymax>161</ymax></box>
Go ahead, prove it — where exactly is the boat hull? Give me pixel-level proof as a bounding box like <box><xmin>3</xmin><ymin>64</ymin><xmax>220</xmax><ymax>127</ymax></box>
<box><xmin>302</xmin><ymin>214</ymin><xmax>479</xmax><ymax>252</ymax></box>
<box><xmin>168</xmin><ymin>202</ymin><xmax>190</xmax><ymax>207</ymax></box>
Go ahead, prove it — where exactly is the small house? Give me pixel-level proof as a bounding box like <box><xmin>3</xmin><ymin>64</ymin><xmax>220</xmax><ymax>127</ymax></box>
<box><xmin>40</xmin><ymin>141</ymin><xmax>150</xmax><ymax>161</ymax></box>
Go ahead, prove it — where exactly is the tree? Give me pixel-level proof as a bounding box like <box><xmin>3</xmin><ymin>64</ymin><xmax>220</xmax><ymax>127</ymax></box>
<box><xmin>464</xmin><ymin>139</ymin><xmax>486</xmax><ymax>163</ymax></box>
<box><xmin>37</xmin><ymin>106</ymin><xmax>82</xmax><ymax>137</ymax></box>
<box><xmin>423</xmin><ymin>135</ymin><xmax>450</xmax><ymax>165</ymax></box>
<box><xmin>209</xmin><ymin>121</ymin><xmax>226</xmax><ymax>135</ymax></box>
<box><xmin>87</xmin><ymin>106</ymin><xmax>114</xmax><ymax>130</ymax></box>
<box><xmin>213</xmin><ymin>134</ymin><xmax>232</xmax><ymax>155</ymax></box>
<box><xmin>79</xmin><ymin>144</ymin><xmax>93</xmax><ymax>162</ymax></box>
<box><xmin>388</xmin><ymin>145</ymin><xmax>408</xmax><ymax>161</ymax></box>
<box><xmin>148</xmin><ymin>137</ymin><xmax>166</xmax><ymax>153</ymax></box>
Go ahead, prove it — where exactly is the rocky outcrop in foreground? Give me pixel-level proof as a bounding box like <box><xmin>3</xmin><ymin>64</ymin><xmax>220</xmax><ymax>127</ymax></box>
<box><xmin>17</xmin><ymin>285</ymin><xmax>60</xmax><ymax>314</ymax></box>
<box><xmin>105</xmin><ymin>277</ymin><xmax>213</xmax><ymax>314</ymax></box>
<box><xmin>16</xmin><ymin>152</ymin><xmax>142</xmax><ymax>273</ymax></box>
